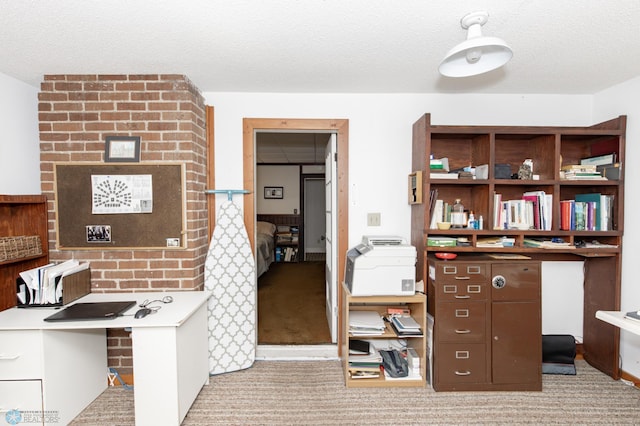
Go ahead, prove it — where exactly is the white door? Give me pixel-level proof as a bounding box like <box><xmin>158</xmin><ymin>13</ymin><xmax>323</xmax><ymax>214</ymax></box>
<box><xmin>303</xmin><ymin>178</ymin><xmax>325</xmax><ymax>255</ymax></box>
<box><xmin>325</xmin><ymin>133</ymin><xmax>338</xmax><ymax>342</ymax></box>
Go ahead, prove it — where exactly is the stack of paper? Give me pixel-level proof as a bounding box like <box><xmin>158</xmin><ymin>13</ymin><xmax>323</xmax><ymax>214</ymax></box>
<box><xmin>17</xmin><ymin>260</ymin><xmax>90</xmax><ymax>305</ymax></box>
<box><xmin>349</xmin><ymin>310</ymin><xmax>386</xmax><ymax>336</ymax></box>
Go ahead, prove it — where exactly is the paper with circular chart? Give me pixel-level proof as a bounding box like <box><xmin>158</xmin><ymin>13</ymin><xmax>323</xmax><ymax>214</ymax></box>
<box><xmin>91</xmin><ymin>174</ymin><xmax>153</xmax><ymax>214</ymax></box>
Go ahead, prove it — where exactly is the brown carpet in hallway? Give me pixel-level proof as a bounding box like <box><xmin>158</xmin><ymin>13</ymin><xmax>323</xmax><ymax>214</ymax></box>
<box><xmin>258</xmin><ymin>261</ymin><xmax>331</xmax><ymax>344</ymax></box>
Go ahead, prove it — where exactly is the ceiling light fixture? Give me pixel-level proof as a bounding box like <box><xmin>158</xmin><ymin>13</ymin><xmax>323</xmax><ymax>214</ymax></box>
<box><xmin>438</xmin><ymin>11</ymin><xmax>512</xmax><ymax>78</ymax></box>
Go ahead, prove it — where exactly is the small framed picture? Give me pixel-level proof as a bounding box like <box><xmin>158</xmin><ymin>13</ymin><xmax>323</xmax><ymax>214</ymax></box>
<box><xmin>264</xmin><ymin>186</ymin><xmax>283</xmax><ymax>199</ymax></box>
<box><xmin>86</xmin><ymin>225</ymin><xmax>112</xmax><ymax>243</ymax></box>
<box><xmin>105</xmin><ymin>136</ymin><xmax>141</xmax><ymax>162</ymax></box>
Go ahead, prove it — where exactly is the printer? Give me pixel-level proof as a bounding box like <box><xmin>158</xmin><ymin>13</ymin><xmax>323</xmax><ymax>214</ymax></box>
<box><xmin>345</xmin><ymin>235</ymin><xmax>416</xmax><ymax>296</ymax></box>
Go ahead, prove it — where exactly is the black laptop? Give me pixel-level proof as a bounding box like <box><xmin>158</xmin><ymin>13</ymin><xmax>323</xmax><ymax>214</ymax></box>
<box><xmin>44</xmin><ymin>301</ymin><xmax>136</xmax><ymax>322</ymax></box>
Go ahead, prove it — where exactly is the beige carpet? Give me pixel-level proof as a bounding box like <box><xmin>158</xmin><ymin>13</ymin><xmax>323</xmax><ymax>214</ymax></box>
<box><xmin>70</xmin><ymin>360</ymin><xmax>640</xmax><ymax>425</ymax></box>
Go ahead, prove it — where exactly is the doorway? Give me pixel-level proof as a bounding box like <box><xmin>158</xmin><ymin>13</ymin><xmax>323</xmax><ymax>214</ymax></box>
<box><xmin>242</xmin><ymin>118</ymin><xmax>349</xmax><ymax>356</ymax></box>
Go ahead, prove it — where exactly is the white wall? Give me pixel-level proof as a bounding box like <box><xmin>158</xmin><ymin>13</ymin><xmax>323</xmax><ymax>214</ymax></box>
<box><xmin>256</xmin><ymin>165</ymin><xmax>299</xmax><ymax>214</ymax></box>
<box><xmin>206</xmin><ymin>92</ymin><xmax>593</xmax><ymax>245</ymax></box>
<box><xmin>594</xmin><ymin>76</ymin><xmax>640</xmax><ymax>376</ymax></box>
<box><xmin>0</xmin><ymin>72</ymin><xmax>40</xmax><ymax>194</ymax></box>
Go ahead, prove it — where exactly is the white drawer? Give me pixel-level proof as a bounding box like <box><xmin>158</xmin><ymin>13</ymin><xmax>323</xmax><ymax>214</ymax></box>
<box><xmin>0</xmin><ymin>331</ymin><xmax>43</xmax><ymax>379</ymax></box>
<box><xmin>0</xmin><ymin>380</ymin><xmax>43</xmax><ymax>424</ymax></box>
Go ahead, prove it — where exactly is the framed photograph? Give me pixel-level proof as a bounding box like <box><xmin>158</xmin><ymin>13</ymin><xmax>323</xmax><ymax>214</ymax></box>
<box><xmin>105</xmin><ymin>136</ymin><xmax>141</xmax><ymax>162</ymax></box>
<box><xmin>86</xmin><ymin>225</ymin><xmax>111</xmax><ymax>243</ymax></box>
<box><xmin>264</xmin><ymin>186</ymin><xmax>283</xmax><ymax>199</ymax></box>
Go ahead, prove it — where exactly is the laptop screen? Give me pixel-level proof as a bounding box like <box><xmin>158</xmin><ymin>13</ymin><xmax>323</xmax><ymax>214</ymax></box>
<box><xmin>44</xmin><ymin>301</ymin><xmax>137</xmax><ymax>322</ymax></box>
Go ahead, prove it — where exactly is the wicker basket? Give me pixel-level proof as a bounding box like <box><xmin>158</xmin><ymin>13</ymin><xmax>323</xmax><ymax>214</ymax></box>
<box><xmin>0</xmin><ymin>235</ymin><xmax>42</xmax><ymax>262</ymax></box>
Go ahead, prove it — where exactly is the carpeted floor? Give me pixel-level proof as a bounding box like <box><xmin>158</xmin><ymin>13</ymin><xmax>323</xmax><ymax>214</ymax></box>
<box><xmin>70</xmin><ymin>359</ymin><xmax>640</xmax><ymax>425</ymax></box>
<box><xmin>258</xmin><ymin>260</ymin><xmax>331</xmax><ymax>344</ymax></box>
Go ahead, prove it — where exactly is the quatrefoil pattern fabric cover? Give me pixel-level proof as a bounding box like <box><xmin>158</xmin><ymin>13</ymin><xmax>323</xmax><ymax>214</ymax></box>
<box><xmin>205</xmin><ymin>200</ymin><xmax>256</xmax><ymax>375</ymax></box>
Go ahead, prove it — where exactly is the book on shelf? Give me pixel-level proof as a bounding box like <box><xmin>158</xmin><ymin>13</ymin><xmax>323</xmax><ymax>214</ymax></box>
<box><xmin>523</xmin><ymin>239</ymin><xmax>575</xmax><ymax>249</ymax></box>
<box><xmin>390</xmin><ymin>315</ymin><xmax>421</xmax><ymax>330</ymax></box>
<box><xmin>429</xmin><ymin>199</ymin><xmax>444</xmax><ymax>229</ymax></box>
<box><xmin>349</xmin><ymin>339</ymin><xmax>371</xmax><ymax>355</ymax></box>
<box><xmin>561</xmin><ymin>164</ymin><xmax>598</xmax><ymax>173</ymax></box>
<box><xmin>426</xmin><ymin>236</ymin><xmax>457</xmax><ymax>247</ymax></box>
<box><xmin>389</xmin><ymin>321</ymin><xmax>423</xmax><ymax>337</ymax></box>
<box><xmin>349</xmin><ymin>370</ymin><xmax>381</xmax><ymax>379</ymax></box>
<box><xmin>429</xmin><ymin>172</ymin><xmax>459</xmax><ymax>179</ymax></box>
<box><xmin>493</xmin><ymin>191</ymin><xmax>551</xmax><ymax>231</ymax></box>
<box><xmin>580</xmin><ymin>153</ymin><xmax>616</xmax><ymax>166</ymax></box>
<box><xmin>387</xmin><ymin>306</ymin><xmax>411</xmax><ymax>316</ymax></box>
<box><xmin>430</xmin><ymin>157</ymin><xmax>449</xmax><ymax>171</ymax></box>
<box><xmin>559</xmin><ymin>195</ymin><xmax>614</xmax><ymax>231</ymax></box>
<box><xmin>561</xmin><ymin>170</ymin><xmax>606</xmax><ymax>180</ymax></box>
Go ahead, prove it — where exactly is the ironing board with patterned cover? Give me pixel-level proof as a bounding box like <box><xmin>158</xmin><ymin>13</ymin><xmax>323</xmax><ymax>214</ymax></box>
<box><xmin>204</xmin><ymin>199</ymin><xmax>256</xmax><ymax>374</ymax></box>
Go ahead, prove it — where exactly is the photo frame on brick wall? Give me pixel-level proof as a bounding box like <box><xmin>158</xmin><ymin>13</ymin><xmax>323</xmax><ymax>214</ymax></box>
<box><xmin>105</xmin><ymin>136</ymin><xmax>141</xmax><ymax>162</ymax></box>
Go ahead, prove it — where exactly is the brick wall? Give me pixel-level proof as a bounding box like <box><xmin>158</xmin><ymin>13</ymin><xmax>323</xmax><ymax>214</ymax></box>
<box><xmin>38</xmin><ymin>74</ymin><xmax>208</xmax><ymax>376</ymax></box>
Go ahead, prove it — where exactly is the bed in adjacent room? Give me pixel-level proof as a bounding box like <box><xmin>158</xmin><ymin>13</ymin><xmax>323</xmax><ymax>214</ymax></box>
<box><xmin>256</xmin><ymin>221</ymin><xmax>276</xmax><ymax>277</ymax></box>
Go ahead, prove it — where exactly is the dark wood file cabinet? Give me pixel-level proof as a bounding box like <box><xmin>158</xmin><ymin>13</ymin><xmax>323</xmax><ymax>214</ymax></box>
<box><xmin>428</xmin><ymin>256</ymin><xmax>541</xmax><ymax>391</ymax></box>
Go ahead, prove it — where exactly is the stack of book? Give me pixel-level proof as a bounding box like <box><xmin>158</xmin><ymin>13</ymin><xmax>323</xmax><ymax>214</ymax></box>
<box><xmin>560</xmin><ymin>164</ymin><xmax>605</xmax><ymax>180</ymax></box>
<box><xmin>430</xmin><ymin>157</ymin><xmax>458</xmax><ymax>179</ymax></box>
<box><xmin>388</xmin><ymin>315</ymin><xmax>423</xmax><ymax>337</ymax></box>
<box><xmin>348</xmin><ymin>339</ymin><xmax>382</xmax><ymax>379</ymax></box>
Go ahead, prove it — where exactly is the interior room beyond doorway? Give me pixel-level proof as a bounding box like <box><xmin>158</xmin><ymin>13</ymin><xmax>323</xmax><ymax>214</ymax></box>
<box><xmin>255</xmin><ymin>132</ymin><xmax>330</xmax><ymax>346</ymax></box>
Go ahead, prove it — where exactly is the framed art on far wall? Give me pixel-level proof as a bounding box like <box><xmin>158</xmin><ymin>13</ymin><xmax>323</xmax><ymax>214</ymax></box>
<box><xmin>264</xmin><ymin>186</ymin><xmax>283</xmax><ymax>199</ymax></box>
<box><xmin>105</xmin><ymin>136</ymin><xmax>141</xmax><ymax>162</ymax></box>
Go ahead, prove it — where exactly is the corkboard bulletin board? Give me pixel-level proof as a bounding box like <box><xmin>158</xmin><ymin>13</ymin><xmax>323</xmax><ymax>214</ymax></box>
<box><xmin>55</xmin><ymin>163</ymin><xmax>185</xmax><ymax>249</ymax></box>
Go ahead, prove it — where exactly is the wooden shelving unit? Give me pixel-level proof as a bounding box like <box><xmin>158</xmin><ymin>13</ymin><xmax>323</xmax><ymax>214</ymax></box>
<box><xmin>275</xmin><ymin>226</ymin><xmax>299</xmax><ymax>262</ymax></box>
<box><xmin>0</xmin><ymin>194</ymin><xmax>49</xmax><ymax>311</ymax></box>
<box><xmin>341</xmin><ymin>283</ymin><xmax>427</xmax><ymax>388</ymax></box>
<box><xmin>410</xmin><ymin>114</ymin><xmax>626</xmax><ymax>381</ymax></box>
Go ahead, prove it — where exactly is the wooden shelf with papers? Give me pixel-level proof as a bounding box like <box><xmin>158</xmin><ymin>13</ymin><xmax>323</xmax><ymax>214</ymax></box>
<box><xmin>341</xmin><ymin>283</ymin><xmax>427</xmax><ymax>388</ymax></box>
<box><xmin>0</xmin><ymin>195</ymin><xmax>49</xmax><ymax>312</ymax></box>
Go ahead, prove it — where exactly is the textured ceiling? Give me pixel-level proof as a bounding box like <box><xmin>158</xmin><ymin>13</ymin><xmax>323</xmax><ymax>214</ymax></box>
<box><xmin>1</xmin><ymin>0</ymin><xmax>639</xmax><ymax>95</ymax></box>
<box><xmin>256</xmin><ymin>133</ymin><xmax>330</xmax><ymax>164</ymax></box>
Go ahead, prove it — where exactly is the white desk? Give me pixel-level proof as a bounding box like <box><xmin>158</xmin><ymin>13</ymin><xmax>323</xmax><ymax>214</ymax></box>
<box><xmin>596</xmin><ymin>310</ymin><xmax>640</xmax><ymax>336</ymax></box>
<box><xmin>0</xmin><ymin>290</ymin><xmax>211</xmax><ymax>426</ymax></box>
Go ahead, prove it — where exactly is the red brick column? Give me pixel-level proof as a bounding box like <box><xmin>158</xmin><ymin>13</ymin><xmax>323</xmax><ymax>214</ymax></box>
<box><xmin>38</xmin><ymin>74</ymin><xmax>208</xmax><ymax>377</ymax></box>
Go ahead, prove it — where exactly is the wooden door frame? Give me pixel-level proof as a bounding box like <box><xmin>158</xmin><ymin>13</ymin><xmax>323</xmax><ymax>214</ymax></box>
<box><xmin>243</xmin><ymin>118</ymin><xmax>349</xmax><ymax>351</ymax></box>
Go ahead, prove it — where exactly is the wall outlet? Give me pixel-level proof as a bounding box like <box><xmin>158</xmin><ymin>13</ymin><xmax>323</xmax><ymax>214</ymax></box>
<box><xmin>367</xmin><ymin>212</ymin><xmax>381</xmax><ymax>226</ymax></box>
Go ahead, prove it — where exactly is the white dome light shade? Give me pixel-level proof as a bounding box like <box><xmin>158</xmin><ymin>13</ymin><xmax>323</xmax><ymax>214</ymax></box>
<box><xmin>439</xmin><ymin>11</ymin><xmax>513</xmax><ymax>78</ymax></box>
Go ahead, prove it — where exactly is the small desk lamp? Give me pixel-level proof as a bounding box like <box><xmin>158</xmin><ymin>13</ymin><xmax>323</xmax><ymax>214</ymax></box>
<box><xmin>438</xmin><ymin>11</ymin><xmax>513</xmax><ymax>78</ymax></box>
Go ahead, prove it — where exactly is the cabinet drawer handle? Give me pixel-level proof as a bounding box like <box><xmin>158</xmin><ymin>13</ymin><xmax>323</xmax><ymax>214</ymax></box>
<box><xmin>454</xmin><ymin>276</ymin><xmax>470</xmax><ymax>280</ymax></box>
<box><xmin>444</xmin><ymin>285</ymin><xmax>457</xmax><ymax>293</ymax></box>
<box><xmin>455</xmin><ymin>370</ymin><xmax>472</xmax><ymax>376</ymax></box>
<box><xmin>455</xmin><ymin>329</ymin><xmax>471</xmax><ymax>334</ymax></box>
<box><xmin>0</xmin><ymin>354</ymin><xmax>20</xmax><ymax>360</ymax></box>
<box><xmin>454</xmin><ymin>295</ymin><xmax>470</xmax><ymax>299</ymax></box>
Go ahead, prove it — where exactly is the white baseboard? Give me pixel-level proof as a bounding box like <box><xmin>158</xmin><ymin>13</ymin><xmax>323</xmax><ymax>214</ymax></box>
<box><xmin>256</xmin><ymin>344</ymin><xmax>338</xmax><ymax>360</ymax></box>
